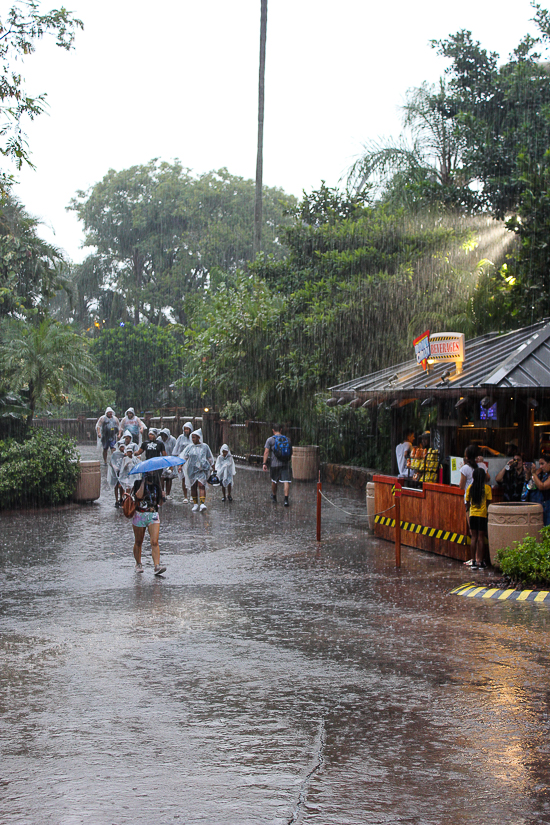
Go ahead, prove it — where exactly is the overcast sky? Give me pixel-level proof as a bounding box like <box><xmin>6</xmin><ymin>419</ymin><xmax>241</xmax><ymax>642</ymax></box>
<box><xmin>11</xmin><ymin>0</ymin><xmax>546</xmax><ymax>262</ymax></box>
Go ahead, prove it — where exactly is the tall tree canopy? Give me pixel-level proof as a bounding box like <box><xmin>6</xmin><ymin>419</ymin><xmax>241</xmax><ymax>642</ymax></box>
<box><xmin>348</xmin><ymin>4</ymin><xmax>550</xmax><ymax>320</ymax></box>
<box><xmin>0</xmin><ymin>1</ymin><xmax>83</xmax><ymax>193</ymax></box>
<box><xmin>69</xmin><ymin>161</ymin><xmax>295</xmax><ymax>327</ymax></box>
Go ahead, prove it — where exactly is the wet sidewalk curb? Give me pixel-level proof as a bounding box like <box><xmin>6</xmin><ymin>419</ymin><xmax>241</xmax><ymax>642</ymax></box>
<box><xmin>451</xmin><ymin>581</ymin><xmax>550</xmax><ymax>603</ymax></box>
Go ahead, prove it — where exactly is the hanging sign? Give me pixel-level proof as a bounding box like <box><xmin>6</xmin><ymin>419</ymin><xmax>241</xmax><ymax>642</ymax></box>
<box><xmin>413</xmin><ymin>330</ymin><xmax>431</xmax><ymax>370</ymax></box>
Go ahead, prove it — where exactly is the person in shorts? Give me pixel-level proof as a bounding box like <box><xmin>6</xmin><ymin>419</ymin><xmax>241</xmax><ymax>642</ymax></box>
<box><xmin>465</xmin><ymin>466</ymin><xmax>492</xmax><ymax>570</ymax></box>
<box><xmin>131</xmin><ymin>472</ymin><xmax>166</xmax><ymax>575</ymax></box>
<box><xmin>263</xmin><ymin>424</ymin><xmax>292</xmax><ymax>506</ymax></box>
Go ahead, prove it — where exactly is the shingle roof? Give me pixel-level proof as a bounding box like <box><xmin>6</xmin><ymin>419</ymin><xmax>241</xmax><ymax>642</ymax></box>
<box><xmin>329</xmin><ymin>319</ymin><xmax>550</xmax><ymax>399</ymax></box>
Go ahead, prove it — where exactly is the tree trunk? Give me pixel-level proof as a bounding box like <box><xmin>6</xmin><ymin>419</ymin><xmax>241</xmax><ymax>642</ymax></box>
<box><xmin>253</xmin><ymin>0</ymin><xmax>268</xmax><ymax>257</ymax></box>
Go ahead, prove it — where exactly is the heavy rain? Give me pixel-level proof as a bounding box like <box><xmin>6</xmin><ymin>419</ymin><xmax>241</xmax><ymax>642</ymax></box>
<box><xmin>2</xmin><ymin>1</ymin><xmax>550</xmax><ymax>823</ymax></box>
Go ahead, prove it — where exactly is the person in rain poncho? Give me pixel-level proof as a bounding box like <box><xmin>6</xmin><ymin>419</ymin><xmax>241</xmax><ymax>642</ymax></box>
<box><xmin>118</xmin><ymin>408</ymin><xmax>145</xmax><ymax>444</ymax></box>
<box><xmin>159</xmin><ymin>427</ymin><xmax>177</xmax><ymax>497</ymax></box>
<box><xmin>174</xmin><ymin>421</ymin><xmax>193</xmax><ymax>503</ymax></box>
<box><xmin>182</xmin><ymin>429</ymin><xmax>214</xmax><ymax>512</ymax></box>
<box><xmin>215</xmin><ymin>444</ymin><xmax>236</xmax><ymax>501</ymax></box>
<box><xmin>95</xmin><ymin>407</ymin><xmax>120</xmax><ymax>464</ymax></box>
<box><xmin>119</xmin><ymin>442</ymin><xmax>142</xmax><ymax>493</ymax></box>
<box><xmin>107</xmin><ymin>439</ymin><xmax>127</xmax><ymax>507</ymax></box>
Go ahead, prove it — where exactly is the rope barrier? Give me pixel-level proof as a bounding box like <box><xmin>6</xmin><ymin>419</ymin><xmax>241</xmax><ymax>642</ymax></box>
<box><xmin>318</xmin><ymin>489</ymin><xmax>394</xmax><ymax>520</ymax></box>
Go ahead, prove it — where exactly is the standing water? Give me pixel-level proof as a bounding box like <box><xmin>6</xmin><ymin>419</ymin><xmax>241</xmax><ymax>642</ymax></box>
<box><xmin>1</xmin><ymin>446</ymin><xmax>550</xmax><ymax>824</ymax></box>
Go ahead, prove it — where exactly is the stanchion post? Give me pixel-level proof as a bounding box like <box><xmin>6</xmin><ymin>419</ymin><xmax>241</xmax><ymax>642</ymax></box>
<box><xmin>394</xmin><ymin>494</ymin><xmax>401</xmax><ymax>568</ymax></box>
<box><xmin>391</xmin><ymin>481</ymin><xmax>402</xmax><ymax>568</ymax></box>
<box><xmin>316</xmin><ymin>471</ymin><xmax>322</xmax><ymax>542</ymax></box>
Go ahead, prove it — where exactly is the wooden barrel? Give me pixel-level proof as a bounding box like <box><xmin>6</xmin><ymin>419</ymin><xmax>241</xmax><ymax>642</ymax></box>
<box><xmin>292</xmin><ymin>446</ymin><xmax>320</xmax><ymax>482</ymax></box>
<box><xmin>366</xmin><ymin>482</ymin><xmax>375</xmax><ymax>531</ymax></box>
<box><xmin>72</xmin><ymin>460</ymin><xmax>101</xmax><ymax>502</ymax></box>
<box><xmin>487</xmin><ymin>501</ymin><xmax>543</xmax><ymax>565</ymax></box>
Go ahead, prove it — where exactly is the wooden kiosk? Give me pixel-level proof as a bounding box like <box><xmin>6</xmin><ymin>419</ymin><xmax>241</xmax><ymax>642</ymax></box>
<box><xmin>329</xmin><ymin>321</ymin><xmax>550</xmax><ymax>559</ymax></box>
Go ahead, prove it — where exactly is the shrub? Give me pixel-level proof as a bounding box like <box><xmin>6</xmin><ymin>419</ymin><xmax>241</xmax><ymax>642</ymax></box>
<box><xmin>495</xmin><ymin>527</ymin><xmax>550</xmax><ymax>587</ymax></box>
<box><xmin>0</xmin><ymin>429</ymin><xmax>80</xmax><ymax>509</ymax></box>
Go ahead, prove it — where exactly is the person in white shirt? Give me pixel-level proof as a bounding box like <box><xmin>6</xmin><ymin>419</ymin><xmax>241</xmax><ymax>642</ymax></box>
<box><xmin>396</xmin><ymin>430</ymin><xmax>415</xmax><ymax>479</ymax></box>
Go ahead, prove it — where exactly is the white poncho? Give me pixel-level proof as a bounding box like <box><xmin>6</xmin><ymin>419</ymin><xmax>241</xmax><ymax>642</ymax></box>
<box><xmin>182</xmin><ymin>430</ymin><xmax>214</xmax><ymax>486</ymax></box>
<box><xmin>107</xmin><ymin>445</ymin><xmax>126</xmax><ymax>488</ymax></box>
<box><xmin>215</xmin><ymin>444</ymin><xmax>236</xmax><ymax>488</ymax></box>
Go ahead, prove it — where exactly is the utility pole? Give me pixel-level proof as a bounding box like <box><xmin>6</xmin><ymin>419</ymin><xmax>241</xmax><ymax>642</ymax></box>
<box><xmin>253</xmin><ymin>0</ymin><xmax>267</xmax><ymax>257</ymax></box>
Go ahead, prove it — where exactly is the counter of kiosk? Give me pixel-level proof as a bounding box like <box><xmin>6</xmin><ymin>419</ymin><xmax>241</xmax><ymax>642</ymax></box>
<box><xmin>372</xmin><ymin>475</ymin><xmax>503</xmax><ymax>561</ymax></box>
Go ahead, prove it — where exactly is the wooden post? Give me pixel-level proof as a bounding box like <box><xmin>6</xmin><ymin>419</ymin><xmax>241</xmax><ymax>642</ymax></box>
<box><xmin>392</xmin><ymin>481</ymin><xmax>402</xmax><ymax>568</ymax></box>
<box><xmin>316</xmin><ymin>471</ymin><xmax>322</xmax><ymax>542</ymax></box>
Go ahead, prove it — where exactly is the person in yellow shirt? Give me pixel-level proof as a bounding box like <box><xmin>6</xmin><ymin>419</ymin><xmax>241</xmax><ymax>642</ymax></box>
<box><xmin>465</xmin><ymin>467</ymin><xmax>492</xmax><ymax>570</ymax></box>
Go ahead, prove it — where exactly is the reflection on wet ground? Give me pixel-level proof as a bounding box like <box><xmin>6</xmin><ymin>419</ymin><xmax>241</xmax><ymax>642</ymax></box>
<box><xmin>1</xmin><ymin>446</ymin><xmax>550</xmax><ymax>824</ymax></box>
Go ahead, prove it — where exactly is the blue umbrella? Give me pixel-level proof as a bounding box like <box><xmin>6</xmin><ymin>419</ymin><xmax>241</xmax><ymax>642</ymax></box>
<box><xmin>129</xmin><ymin>455</ymin><xmax>186</xmax><ymax>475</ymax></box>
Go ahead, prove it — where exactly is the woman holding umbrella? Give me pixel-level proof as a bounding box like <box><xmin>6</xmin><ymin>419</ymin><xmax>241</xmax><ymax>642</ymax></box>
<box><xmin>131</xmin><ymin>472</ymin><xmax>166</xmax><ymax>576</ymax></box>
<box><xmin>127</xmin><ymin>452</ymin><xmax>185</xmax><ymax>574</ymax></box>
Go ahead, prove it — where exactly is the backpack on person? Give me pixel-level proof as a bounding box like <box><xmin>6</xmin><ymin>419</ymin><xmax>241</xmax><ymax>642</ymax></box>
<box><xmin>272</xmin><ymin>434</ymin><xmax>291</xmax><ymax>462</ymax></box>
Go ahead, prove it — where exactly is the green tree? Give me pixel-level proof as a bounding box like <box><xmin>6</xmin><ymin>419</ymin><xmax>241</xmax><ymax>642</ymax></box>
<box><xmin>0</xmin><ymin>194</ymin><xmax>68</xmax><ymax>316</ymax></box>
<box><xmin>69</xmin><ymin>162</ymin><xmax>295</xmax><ymax>327</ymax></box>
<box><xmin>0</xmin><ymin>1</ymin><xmax>83</xmax><ymax>193</ymax></box>
<box><xmin>89</xmin><ymin>324</ymin><xmax>184</xmax><ymax>411</ymax></box>
<box><xmin>0</xmin><ymin>317</ymin><xmax>99</xmax><ymax>420</ymax></box>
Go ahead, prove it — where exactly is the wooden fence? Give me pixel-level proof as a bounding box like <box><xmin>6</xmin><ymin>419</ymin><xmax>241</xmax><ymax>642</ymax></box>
<box><xmin>32</xmin><ymin>412</ymin><xmax>301</xmax><ymax>463</ymax></box>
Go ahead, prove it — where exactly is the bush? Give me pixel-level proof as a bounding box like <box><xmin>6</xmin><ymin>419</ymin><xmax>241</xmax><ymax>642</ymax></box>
<box><xmin>495</xmin><ymin>527</ymin><xmax>550</xmax><ymax>587</ymax></box>
<box><xmin>0</xmin><ymin>429</ymin><xmax>80</xmax><ymax>509</ymax></box>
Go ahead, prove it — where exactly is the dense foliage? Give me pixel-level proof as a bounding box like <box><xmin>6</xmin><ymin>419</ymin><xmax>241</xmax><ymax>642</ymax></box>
<box><xmin>0</xmin><ymin>317</ymin><xmax>99</xmax><ymax>419</ymax></box>
<box><xmin>183</xmin><ymin>186</ymin><xmax>506</xmax><ymax>421</ymax></box>
<box><xmin>495</xmin><ymin>526</ymin><xmax>550</xmax><ymax>587</ymax></box>
<box><xmin>89</xmin><ymin>324</ymin><xmax>185</xmax><ymax>411</ymax></box>
<box><xmin>0</xmin><ymin>428</ymin><xmax>80</xmax><ymax>508</ymax></box>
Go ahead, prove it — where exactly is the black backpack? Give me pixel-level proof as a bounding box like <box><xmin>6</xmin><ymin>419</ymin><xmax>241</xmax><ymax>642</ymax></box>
<box><xmin>272</xmin><ymin>434</ymin><xmax>291</xmax><ymax>462</ymax></box>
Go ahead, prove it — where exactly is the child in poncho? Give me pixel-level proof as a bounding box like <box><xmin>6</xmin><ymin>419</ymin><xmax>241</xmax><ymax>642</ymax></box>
<box><xmin>108</xmin><ymin>440</ymin><xmax>126</xmax><ymax>507</ymax></box>
<box><xmin>119</xmin><ymin>443</ymin><xmax>142</xmax><ymax>492</ymax></box>
<box><xmin>215</xmin><ymin>444</ymin><xmax>236</xmax><ymax>501</ymax></box>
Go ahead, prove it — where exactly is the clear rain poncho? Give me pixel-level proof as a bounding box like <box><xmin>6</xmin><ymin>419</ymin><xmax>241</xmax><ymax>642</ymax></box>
<box><xmin>182</xmin><ymin>429</ymin><xmax>214</xmax><ymax>486</ymax></box>
<box><xmin>118</xmin><ymin>443</ymin><xmax>142</xmax><ymax>489</ymax></box>
<box><xmin>160</xmin><ymin>428</ymin><xmax>178</xmax><ymax>479</ymax></box>
<box><xmin>175</xmin><ymin>422</ymin><xmax>193</xmax><ymax>483</ymax></box>
<box><xmin>174</xmin><ymin>422</ymin><xmax>193</xmax><ymax>456</ymax></box>
<box><xmin>107</xmin><ymin>441</ymin><xmax>126</xmax><ymax>488</ymax></box>
<box><xmin>215</xmin><ymin>444</ymin><xmax>236</xmax><ymax>488</ymax></box>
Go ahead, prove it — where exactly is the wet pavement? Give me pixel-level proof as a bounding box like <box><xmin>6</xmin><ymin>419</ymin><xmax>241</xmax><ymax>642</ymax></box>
<box><xmin>1</xmin><ymin>446</ymin><xmax>550</xmax><ymax>824</ymax></box>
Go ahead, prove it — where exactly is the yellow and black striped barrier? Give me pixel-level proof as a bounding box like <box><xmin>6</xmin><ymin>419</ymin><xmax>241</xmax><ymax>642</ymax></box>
<box><xmin>374</xmin><ymin>514</ymin><xmax>470</xmax><ymax>546</ymax></box>
<box><xmin>451</xmin><ymin>582</ymin><xmax>550</xmax><ymax>603</ymax></box>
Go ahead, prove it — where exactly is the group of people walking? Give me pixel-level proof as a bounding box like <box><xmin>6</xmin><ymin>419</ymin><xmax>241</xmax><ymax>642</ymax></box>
<box><xmin>95</xmin><ymin>409</ymin><xmax>245</xmax><ymax>577</ymax></box>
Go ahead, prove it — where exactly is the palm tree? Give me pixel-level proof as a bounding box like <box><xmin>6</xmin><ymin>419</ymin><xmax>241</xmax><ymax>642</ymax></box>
<box><xmin>253</xmin><ymin>0</ymin><xmax>268</xmax><ymax>256</ymax></box>
<box><xmin>0</xmin><ymin>317</ymin><xmax>99</xmax><ymax>421</ymax></box>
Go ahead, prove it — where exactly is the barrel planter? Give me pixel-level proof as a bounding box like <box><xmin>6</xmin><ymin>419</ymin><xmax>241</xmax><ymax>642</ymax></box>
<box><xmin>292</xmin><ymin>446</ymin><xmax>320</xmax><ymax>482</ymax></box>
<box><xmin>72</xmin><ymin>460</ymin><xmax>101</xmax><ymax>502</ymax></box>
<box><xmin>487</xmin><ymin>501</ymin><xmax>544</xmax><ymax>565</ymax></box>
<box><xmin>366</xmin><ymin>482</ymin><xmax>375</xmax><ymax>531</ymax></box>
